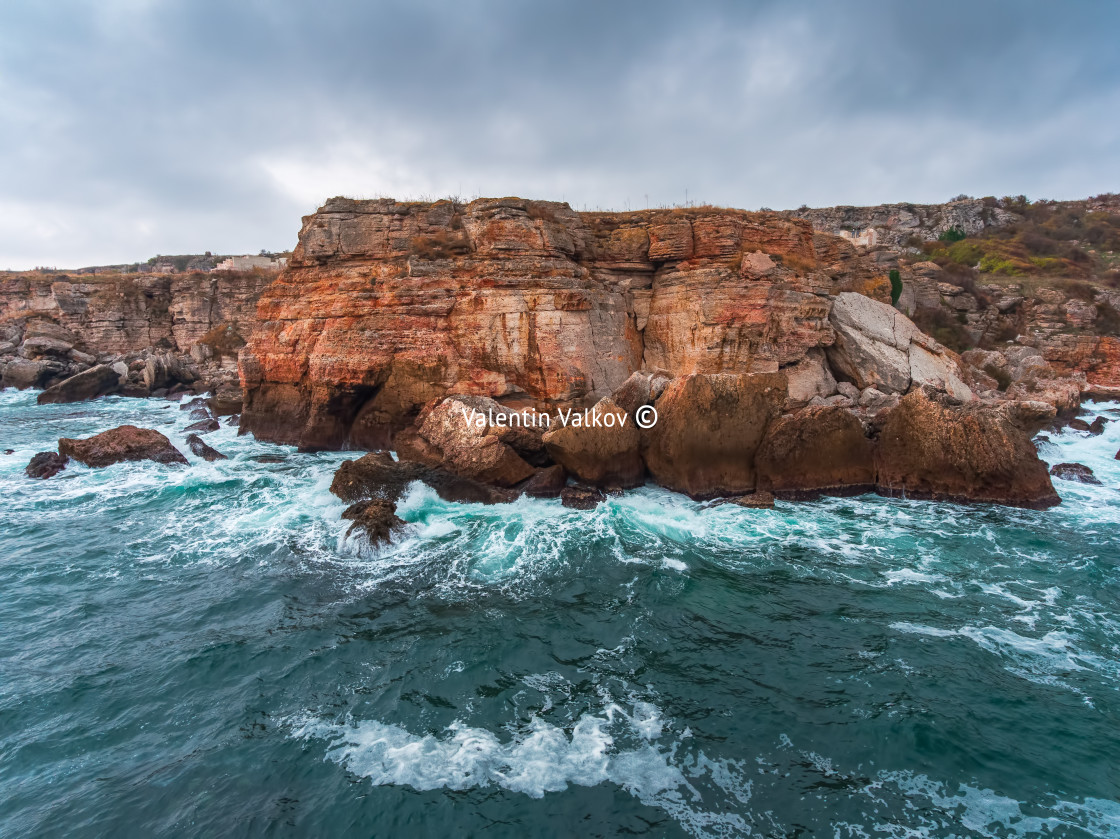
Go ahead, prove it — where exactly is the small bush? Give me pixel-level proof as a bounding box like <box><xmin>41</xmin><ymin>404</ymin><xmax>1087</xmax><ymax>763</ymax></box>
<box><xmin>1097</xmin><ymin>302</ymin><xmax>1120</xmax><ymax>334</ymax></box>
<box><xmin>889</xmin><ymin>269</ymin><xmax>903</xmax><ymax>305</ymax></box>
<box><xmin>410</xmin><ymin>231</ymin><xmax>471</xmax><ymax>259</ymax></box>
<box><xmin>912</xmin><ymin>306</ymin><xmax>973</xmax><ymax>353</ymax></box>
<box><xmin>938</xmin><ymin>227</ymin><xmax>967</xmax><ymax>242</ymax></box>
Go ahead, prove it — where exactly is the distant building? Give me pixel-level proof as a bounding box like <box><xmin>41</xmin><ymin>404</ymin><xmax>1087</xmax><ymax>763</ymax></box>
<box><xmin>213</xmin><ymin>255</ymin><xmax>288</xmax><ymax>272</ymax></box>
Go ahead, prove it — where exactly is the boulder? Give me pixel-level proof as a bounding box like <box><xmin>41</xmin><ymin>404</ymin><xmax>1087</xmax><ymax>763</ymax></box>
<box><xmin>1089</xmin><ymin>416</ymin><xmax>1109</xmax><ymax>435</ymax></box>
<box><xmin>641</xmin><ymin>372</ymin><xmax>786</xmax><ymax>498</ymax></box>
<box><xmin>19</xmin><ymin>336</ymin><xmax>73</xmax><ymax>359</ymax></box>
<box><xmin>417</xmin><ymin>396</ymin><xmax>536</xmax><ymax>487</ymax></box>
<box><xmin>185</xmin><ymin>433</ymin><xmax>228</xmax><ymax>462</ymax></box>
<box><xmin>330</xmin><ymin>451</ymin><xmax>515</xmax><ymax>507</ymax></box>
<box><xmin>826</xmin><ymin>292</ymin><xmax>972</xmax><ymax>401</ymax></box>
<box><xmin>58</xmin><ymin>425</ymin><xmax>189</xmax><ymax>468</ymax></box>
<box><xmin>783</xmin><ymin>349</ymin><xmax>837</xmax><ymax>408</ymax></box>
<box><xmin>36</xmin><ymin>364</ymin><xmax>124</xmax><ymax>404</ymax></box>
<box><xmin>1049</xmin><ymin>463</ymin><xmax>1101</xmax><ymax>485</ymax></box>
<box><xmin>754</xmin><ymin>406</ymin><xmax>876</xmax><ymax>498</ymax></box>
<box><xmin>518</xmin><ymin>464</ymin><xmax>568</xmax><ymax>498</ymax></box>
<box><xmin>875</xmin><ymin>389</ymin><xmax>1060</xmax><ymax>508</ymax></box>
<box><xmin>189</xmin><ymin>407</ymin><xmax>212</xmax><ymax>420</ymax></box>
<box><xmin>1068</xmin><ymin>418</ymin><xmax>1091</xmax><ymax>432</ymax></box>
<box><xmin>26</xmin><ymin>451</ymin><xmax>69</xmax><ymax>479</ymax></box>
<box><xmin>2</xmin><ymin>359</ymin><xmax>59</xmax><ymax>390</ymax></box>
<box><xmin>341</xmin><ymin>498</ymin><xmax>405</xmax><ymax>544</ymax></box>
<box><xmin>184</xmin><ymin>418</ymin><xmax>220</xmax><ymax>433</ymax></box>
<box><xmin>560</xmin><ymin>485</ymin><xmax>606</xmax><ymax>510</ymax></box>
<box><xmin>542</xmin><ymin>396</ymin><xmax>644</xmax><ymax>488</ymax></box>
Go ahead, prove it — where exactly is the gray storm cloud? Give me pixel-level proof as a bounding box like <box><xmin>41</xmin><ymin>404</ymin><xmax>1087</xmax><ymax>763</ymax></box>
<box><xmin>0</xmin><ymin>0</ymin><xmax>1117</xmax><ymax>267</ymax></box>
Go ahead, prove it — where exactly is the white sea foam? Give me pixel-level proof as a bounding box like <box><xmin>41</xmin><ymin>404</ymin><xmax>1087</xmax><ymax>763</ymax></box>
<box><xmin>289</xmin><ymin>699</ymin><xmax>754</xmax><ymax>838</ymax></box>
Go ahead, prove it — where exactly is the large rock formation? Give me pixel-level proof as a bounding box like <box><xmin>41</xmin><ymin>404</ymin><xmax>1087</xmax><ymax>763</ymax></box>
<box><xmin>876</xmin><ymin>390</ymin><xmax>1059</xmax><ymax>508</ymax></box>
<box><xmin>239</xmin><ymin>198</ymin><xmax>886</xmax><ymax>450</ymax></box>
<box><xmin>58</xmin><ymin>425</ymin><xmax>188</xmax><ymax>468</ymax></box>
<box><xmin>827</xmin><ymin>292</ymin><xmax>973</xmax><ymax>401</ymax></box>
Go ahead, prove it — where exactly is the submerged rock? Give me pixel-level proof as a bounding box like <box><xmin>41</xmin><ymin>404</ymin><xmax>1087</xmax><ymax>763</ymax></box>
<box><xmin>875</xmin><ymin>390</ymin><xmax>1059</xmax><ymax>508</ymax></box>
<box><xmin>185</xmin><ymin>433</ymin><xmax>228</xmax><ymax>462</ymax></box>
<box><xmin>1049</xmin><ymin>463</ymin><xmax>1102</xmax><ymax>485</ymax></box>
<box><xmin>36</xmin><ymin>364</ymin><xmax>123</xmax><ymax>404</ymax></box>
<box><xmin>341</xmin><ymin>498</ymin><xmax>404</xmax><ymax>545</ymax></box>
<box><xmin>1088</xmin><ymin>416</ymin><xmax>1109</xmax><ymax>435</ymax></box>
<box><xmin>730</xmin><ymin>490</ymin><xmax>775</xmax><ymax>509</ymax></box>
<box><xmin>58</xmin><ymin>425</ymin><xmax>188</xmax><ymax>468</ymax></box>
<box><xmin>331</xmin><ymin>451</ymin><xmax>514</xmax><ymax>507</ymax></box>
<box><xmin>26</xmin><ymin>451</ymin><xmax>69</xmax><ymax>479</ymax></box>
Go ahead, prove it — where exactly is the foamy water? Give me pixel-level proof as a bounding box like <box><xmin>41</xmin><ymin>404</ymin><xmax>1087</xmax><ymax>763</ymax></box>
<box><xmin>2</xmin><ymin>389</ymin><xmax>1119</xmax><ymax>837</ymax></box>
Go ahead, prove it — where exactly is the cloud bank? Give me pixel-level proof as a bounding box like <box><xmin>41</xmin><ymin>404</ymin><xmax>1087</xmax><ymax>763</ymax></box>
<box><xmin>1</xmin><ymin>0</ymin><xmax>1117</xmax><ymax>267</ymax></box>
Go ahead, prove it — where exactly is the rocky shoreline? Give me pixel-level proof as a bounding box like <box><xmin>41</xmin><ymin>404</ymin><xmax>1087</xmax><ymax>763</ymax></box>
<box><xmin>9</xmin><ymin>195</ymin><xmax>1120</xmax><ymax>537</ymax></box>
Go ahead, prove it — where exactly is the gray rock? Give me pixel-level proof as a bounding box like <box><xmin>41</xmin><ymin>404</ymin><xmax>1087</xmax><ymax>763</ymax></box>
<box><xmin>36</xmin><ymin>364</ymin><xmax>124</xmax><ymax>404</ymax></box>
<box><xmin>19</xmin><ymin>336</ymin><xmax>73</xmax><ymax>359</ymax></box>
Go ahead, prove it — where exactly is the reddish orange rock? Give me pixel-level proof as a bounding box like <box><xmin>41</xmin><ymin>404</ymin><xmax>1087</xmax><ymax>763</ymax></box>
<box><xmin>240</xmin><ymin>198</ymin><xmax>881</xmax><ymax>449</ymax></box>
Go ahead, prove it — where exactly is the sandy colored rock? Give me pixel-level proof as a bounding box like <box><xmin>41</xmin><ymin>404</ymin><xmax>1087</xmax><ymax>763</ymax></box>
<box><xmin>418</xmin><ymin>396</ymin><xmax>536</xmax><ymax>487</ymax></box>
<box><xmin>542</xmin><ymin>396</ymin><xmax>643</xmax><ymax>488</ymax></box>
<box><xmin>37</xmin><ymin>364</ymin><xmax>123</xmax><ymax>404</ymax></box>
<box><xmin>755</xmin><ymin>406</ymin><xmax>876</xmax><ymax>497</ymax></box>
<box><xmin>875</xmin><ymin>390</ymin><xmax>1059</xmax><ymax>508</ymax></box>
<box><xmin>641</xmin><ymin>372</ymin><xmax>786</xmax><ymax>498</ymax></box>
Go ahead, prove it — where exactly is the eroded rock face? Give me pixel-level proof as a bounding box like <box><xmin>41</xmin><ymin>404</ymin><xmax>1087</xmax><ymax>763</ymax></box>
<box><xmin>58</xmin><ymin>425</ymin><xmax>188</xmax><ymax>468</ymax></box>
<box><xmin>754</xmin><ymin>406</ymin><xmax>876</xmax><ymax>497</ymax></box>
<box><xmin>641</xmin><ymin>372</ymin><xmax>787</xmax><ymax>498</ymax></box>
<box><xmin>239</xmin><ymin>198</ymin><xmax>884</xmax><ymax>448</ymax></box>
<box><xmin>875</xmin><ymin>390</ymin><xmax>1059</xmax><ymax>508</ymax></box>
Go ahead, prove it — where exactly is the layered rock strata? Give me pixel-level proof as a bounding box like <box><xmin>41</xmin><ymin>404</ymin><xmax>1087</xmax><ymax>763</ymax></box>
<box><xmin>240</xmin><ymin>197</ymin><xmax>888</xmax><ymax>450</ymax></box>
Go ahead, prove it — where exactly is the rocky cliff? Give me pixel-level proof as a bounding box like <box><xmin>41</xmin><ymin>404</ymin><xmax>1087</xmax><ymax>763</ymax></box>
<box><xmin>239</xmin><ymin>197</ymin><xmax>891</xmax><ymax>449</ymax></box>
<box><xmin>0</xmin><ymin>270</ymin><xmax>272</xmax><ymax>399</ymax></box>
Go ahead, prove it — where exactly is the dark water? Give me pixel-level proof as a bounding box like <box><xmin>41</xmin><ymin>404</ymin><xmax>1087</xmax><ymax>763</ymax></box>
<box><xmin>2</xmin><ymin>389</ymin><xmax>1119</xmax><ymax>837</ymax></box>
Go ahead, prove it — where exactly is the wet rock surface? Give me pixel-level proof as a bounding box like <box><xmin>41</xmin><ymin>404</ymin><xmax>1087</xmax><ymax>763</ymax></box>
<box><xmin>25</xmin><ymin>451</ymin><xmax>69</xmax><ymax>479</ymax></box>
<box><xmin>58</xmin><ymin>425</ymin><xmax>188</xmax><ymax>468</ymax></box>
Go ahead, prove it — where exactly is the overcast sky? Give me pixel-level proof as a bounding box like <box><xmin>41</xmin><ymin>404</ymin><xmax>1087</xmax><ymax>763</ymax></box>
<box><xmin>1</xmin><ymin>0</ymin><xmax>1117</xmax><ymax>268</ymax></box>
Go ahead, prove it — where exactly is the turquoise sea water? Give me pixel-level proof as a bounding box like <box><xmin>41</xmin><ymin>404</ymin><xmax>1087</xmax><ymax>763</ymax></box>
<box><xmin>1</xmin><ymin>388</ymin><xmax>1119</xmax><ymax>838</ymax></box>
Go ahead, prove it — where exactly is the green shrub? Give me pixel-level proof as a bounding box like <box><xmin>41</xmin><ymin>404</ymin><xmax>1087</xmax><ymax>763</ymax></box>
<box><xmin>938</xmin><ymin>227</ymin><xmax>967</xmax><ymax>242</ymax></box>
<box><xmin>889</xmin><ymin>269</ymin><xmax>903</xmax><ymax>305</ymax></box>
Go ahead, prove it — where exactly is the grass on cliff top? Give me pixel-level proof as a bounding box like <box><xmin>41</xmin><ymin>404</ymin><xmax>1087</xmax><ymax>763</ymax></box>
<box><xmin>921</xmin><ymin>194</ymin><xmax>1120</xmax><ymax>283</ymax></box>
